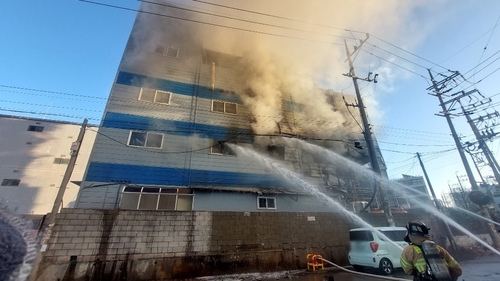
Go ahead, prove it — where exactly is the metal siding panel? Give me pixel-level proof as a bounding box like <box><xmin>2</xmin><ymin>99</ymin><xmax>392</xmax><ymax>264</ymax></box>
<box><xmin>101</xmin><ymin>112</ymin><xmax>253</xmax><ymax>143</ymax></box>
<box><xmin>84</xmin><ymin>162</ymin><xmax>283</xmax><ymax>188</ymax></box>
<box><xmin>89</xmin><ymin>128</ymin><xmax>198</xmax><ymax>168</ymax></box>
<box><xmin>116</xmin><ymin>71</ymin><xmax>242</xmax><ymax>104</ymax></box>
<box><xmin>193</xmin><ymin>192</ymin><xmax>257</xmax><ymax>211</ymax></box>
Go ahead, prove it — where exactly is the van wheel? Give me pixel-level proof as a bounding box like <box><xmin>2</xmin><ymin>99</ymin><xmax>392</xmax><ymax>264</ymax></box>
<box><xmin>379</xmin><ymin>258</ymin><xmax>393</xmax><ymax>275</ymax></box>
<box><xmin>352</xmin><ymin>265</ymin><xmax>364</xmax><ymax>271</ymax></box>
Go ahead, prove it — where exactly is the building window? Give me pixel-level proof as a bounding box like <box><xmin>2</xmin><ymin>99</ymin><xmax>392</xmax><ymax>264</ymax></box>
<box><xmin>257</xmin><ymin>197</ymin><xmax>276</xmax><ymax>209</ymax></box>
<box><xmin>53</xmin><ymin>158</ymin><xmax>70</xmax><ymax>164</ymax></box>
<box><xmin>154</xmin><ymin>45</ymin><xmax>179</xmax><ymax>58</ymax></box>
<box><xmin>210</xmin><ymin>140</ymin><xmax>236</xmax><ymax>156</ymax></box>
<box><xmin>265</xmin><ymin>145</ymin><xmax>285</xmax><ymax>160</ymax></box>
<box><xmin>1</xmin><ymin>179</ymin><xmax>20</xmax><ymax>186</ymax></box>
<box><xmin>120</xmin><ymin>186</ymin><xmax>193</xmax><ymax>210</ymax></box>
<box><xmin>212</xmin><ymin>100</ymin><xmax>237</xmax><ymax>114</ymax></box>
<box><xmin>139</xmin><ymin>88</ymin><xmax>171</xmax><ymax>105</ymax></box>
<box><xmin>128</xmin><ymin>131</ymin><xmax>163</xmax><ymax>149</ymax></box>
<box><xmin>27</xmin><ymin>125</ymin><xmax>44</xmax><ymax>132</ymax></box>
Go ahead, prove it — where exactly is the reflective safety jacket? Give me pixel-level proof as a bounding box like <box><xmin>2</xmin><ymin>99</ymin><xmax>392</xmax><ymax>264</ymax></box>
<box><xmin>400</xmin><ymin>244</ymin><xmax>462</xmax><ymax>281</ymax></box>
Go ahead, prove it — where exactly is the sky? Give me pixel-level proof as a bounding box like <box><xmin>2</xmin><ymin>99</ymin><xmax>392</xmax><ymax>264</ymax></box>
<box><xmin>2</xmin><ymin>0</ymin><xmax>500</xmax><ymax>202</ymax></box>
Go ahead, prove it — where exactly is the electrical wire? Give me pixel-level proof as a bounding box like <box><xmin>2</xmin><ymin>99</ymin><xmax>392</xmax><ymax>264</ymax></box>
<box><xmin>373</xmin><ymin>125</ymin><xmax>451</xmax><ymax>136</ymax></box>
<box><xmin>470</xmin><ymin>13</ymin><xmax>500</xmax><ymax>82</ymax></box>
<box><xmin>378</xmin><ymin>141</ymin><xmax>454</xmax><ymax>147</ymax></box>
<box><xmin>139</xmin><ymin>0</ymin><xmax>353</xmax><ymax>41</ymax></box>
<box><xmin>79</xmin><ymin>0</ymin><xmax>345</xmax><ymax>46</ymax></box>
<box><xmin>0</xmin><ymin>84</ymin><xmax>106</xmax><ymax>100</ymax></box>
<box><xmin>193</xmin><ymin>0</ymin><xmax>450</xmax><ymax>74</ymax></box>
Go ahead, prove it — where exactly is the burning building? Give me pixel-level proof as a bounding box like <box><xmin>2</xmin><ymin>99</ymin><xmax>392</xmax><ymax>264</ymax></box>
<box><xmin>74</xmin><ymin>0</ymin><xmax>390</xmax><ymax>212</ymax></box>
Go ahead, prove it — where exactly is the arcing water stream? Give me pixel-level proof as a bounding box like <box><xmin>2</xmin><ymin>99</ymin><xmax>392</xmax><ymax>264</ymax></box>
<box><xmin>232</xmin><ymin>139</ymin><xmax>500</xmax><ymax>255</ymax></box>
<box><xmin>229</xmin><ymin>143</ymin><xmax>404</xmax><ymax>250</ymax></box>
<box><xmin>286</xmin><ymin>138</ymin><xmax>500</xmax><ymax>256</ymax></box>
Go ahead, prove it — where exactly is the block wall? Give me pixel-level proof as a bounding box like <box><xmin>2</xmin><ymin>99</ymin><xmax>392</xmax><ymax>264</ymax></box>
<box><xmin>35</xmin><ymin>209</ymin><xmax>451</xmax><ymax>281</ymax></box>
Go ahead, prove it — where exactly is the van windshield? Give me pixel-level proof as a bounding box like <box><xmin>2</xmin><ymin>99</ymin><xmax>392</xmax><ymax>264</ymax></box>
<box><xmin>349</xmin><ymin>230</ymin><xmax>374</xmax><ymax>241</ymax></box>
<box><xmin>379</xmin><ymin>230</ymin><xmax>407</xmax><ymax>241</ymax></box>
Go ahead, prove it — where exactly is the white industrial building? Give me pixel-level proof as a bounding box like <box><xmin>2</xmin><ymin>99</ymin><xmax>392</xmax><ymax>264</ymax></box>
<box><xmin>0</xmin><ymin>115</ymin><xmax>96</xmax><ymax>214</ymax></box>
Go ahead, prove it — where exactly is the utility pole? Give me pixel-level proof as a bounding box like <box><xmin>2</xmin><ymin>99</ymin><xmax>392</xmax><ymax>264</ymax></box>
<box><xmin>455</xmin><ymin>172</ymin><xmax>470</xmax><ymax>210</ymax></box>
<box><xmin>343</xmin><ymin>36</ymin><xmax>394</xmax><ymax>227</ymax></box>
<box><xmin>460</xmin><ymin>102</ymin><xmax>500</xmax><ymax>185</ymax></box>
<box><xmin>48</xmin><ymin>118</ymin><xmax>88</xmax><ymax>225</ymax></box>
<box><xmin>427</xmin><ymin>70</ymin><xmax>479</xmax><ymax>191</ymax></box>
<box><xmin>31</xmin><ymin>119</ymin><xmax>89</xmax><ymax>281</ymax></box>
<box><xmin>417</xmin><ymin>152</ymin><xmax>457</xmax><ymax>250</ymax></box>
<box><xmin>428</xmin><ymin>70</ymin><xmax>500</xmax><ymax>249</ymax></box>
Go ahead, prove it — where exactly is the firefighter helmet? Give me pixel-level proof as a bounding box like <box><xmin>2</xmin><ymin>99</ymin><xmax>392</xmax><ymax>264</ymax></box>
<box><xmin>406</xmin><ymin>220</ymin><xmax>430</xmax><ymax>237</ymax></box>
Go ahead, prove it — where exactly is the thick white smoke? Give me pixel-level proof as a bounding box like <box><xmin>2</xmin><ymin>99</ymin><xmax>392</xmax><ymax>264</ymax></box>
<box><xmin>138</xmin><ymin>0</ymin><xmax>438</xmax><ymax>136</ymax></box>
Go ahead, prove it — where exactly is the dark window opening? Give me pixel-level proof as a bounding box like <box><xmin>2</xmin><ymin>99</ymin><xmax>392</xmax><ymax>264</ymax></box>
<box><xmin>28</xmin><ymin>125</ymin><xmax>44</xmax><ymax>132</ymax></box>
<box><xmin>53</xmin><ymin>158</ymin><xmax>70</xmax><ymax>164</ymax></box>
<box><xmin>210</xmin><ymin>141</ymin><xmax>236</xmax><ymax>156</ymax></box>
<box><xmin>202</xmin><ymin>49</ymin><xmax>241</xmax><ymax>68</ymax></box>
<box><xmin>266</xmin><ymin>145</ymin><xmax>285</xmax><ymax>160</ymax></box>
<box><xmin>1</xmin><ymin>179</ymin><xmax>20</xmax><ymax>186</ymax></box>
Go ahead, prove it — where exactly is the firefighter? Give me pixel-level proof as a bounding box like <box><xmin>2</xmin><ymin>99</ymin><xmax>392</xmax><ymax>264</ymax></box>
<box><xmin>400</xmin><ymin>220</ymin><xmax>462</xmax><ymax>281</ymax></box>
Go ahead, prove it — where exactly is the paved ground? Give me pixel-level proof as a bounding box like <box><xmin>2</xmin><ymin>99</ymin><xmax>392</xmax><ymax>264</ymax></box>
<box><xmin>459</xmin><ymin>254</ymin><xmax>500</xmax><ymax>281</ymax></box>
<box><xmin>192</xmin><ymin>254</ymin><xmax>500</xmax><ymax>281</ymax></box>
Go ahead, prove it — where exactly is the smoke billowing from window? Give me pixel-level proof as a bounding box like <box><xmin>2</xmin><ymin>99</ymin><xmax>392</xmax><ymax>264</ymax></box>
<box><xmin>131</xmin><ymin>0</ymin><xmax>433</xmax><ymax>138</ymax></box>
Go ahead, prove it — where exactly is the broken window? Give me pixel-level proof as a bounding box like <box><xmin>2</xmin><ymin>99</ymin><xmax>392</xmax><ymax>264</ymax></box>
<box><xmin>210</xmin><ymin>140</ymin><xmax>236</xmax><ymax>156</ymax></box>
<box><xmin>265</xmin><ymin>145</ymin><xmax>285</xmax><ymax>160</ymax></box>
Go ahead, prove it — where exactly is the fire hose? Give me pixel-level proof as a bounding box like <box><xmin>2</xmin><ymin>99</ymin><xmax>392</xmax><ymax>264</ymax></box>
<box><xmin>319</xmin><ymin>257</ymin><xmax>410</xmax><ymax>281</ymax></box>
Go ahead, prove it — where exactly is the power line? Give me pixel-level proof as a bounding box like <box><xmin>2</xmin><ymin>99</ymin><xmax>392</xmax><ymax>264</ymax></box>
<box><xmin>139</xmin><ymin>0</ymin><xmax>353</xmax><ymax>41</ymax></box>
<box><xmin>470</xmin><ymin>13</ymin><xmax>500</xmax><ymax>82</ymax></box>
<box><xmin>373</xmin><ymin>125</ymin><xmax>451</xmax><ymax>136</ymax></box>
<box><xmin>79</xmin><ymin>0</ymin><xmax>345</xmax><ymax>46</ymax></box>
<box><xmin>368</xmin><ymin>35</ymin><xmax>449</xmax><ymax>72</ymax></box>
<box><xmin>378</xmin><ymin>140</ymin><xmax>454</xmax><ymax>147</ymax></box>
<box><xmin>0</xmin><ymin>107</ymin><xmax>101</xmax><ymax>121</ymax></box>
<box><xmin>0</xmin><ymin>84</ymin><xmax>106</xmax><ymax>100</ymax></box>
<box><xmin>193</xmin><ymin>0</ymin><xmax>449</xmax><ymax>74</ymax></box>
<box><xmin>361</xmin><ymin>49</ymin><xmax>430</xmax><ymax>83</ymax></box>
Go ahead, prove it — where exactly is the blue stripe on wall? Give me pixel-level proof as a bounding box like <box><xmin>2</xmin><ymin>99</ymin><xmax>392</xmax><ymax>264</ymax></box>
<box><xmin>102</xmin><ymin>112</ymin><xmax>253</xmax><ymax>142</ymax></box>
<box><xmin>116</xmin><ymin>71</ymin><xmax>242</xmax><ymax>104</ymax></box>
<box><xmin>85</xmin><ymin>162</ymin><xmax>285</xmax><ymax>188</ymax></box>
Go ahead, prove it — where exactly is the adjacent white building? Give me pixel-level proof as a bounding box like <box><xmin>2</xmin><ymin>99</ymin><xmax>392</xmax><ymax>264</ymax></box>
<box><xmin>0</xmin><ymin>115</ymin><xmax>96</xmax><ymax>214</ymax></box>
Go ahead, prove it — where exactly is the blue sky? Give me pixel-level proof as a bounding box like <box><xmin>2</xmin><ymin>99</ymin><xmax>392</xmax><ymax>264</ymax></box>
<box><xmin>2</xmin><ymin>0</ymin><xmax>500</xmax><ymax>201</ymax></box>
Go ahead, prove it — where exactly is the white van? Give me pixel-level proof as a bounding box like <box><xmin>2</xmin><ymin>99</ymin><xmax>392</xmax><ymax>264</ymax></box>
<box><xmin>348</xmin><ymin>227</ymin><xmax>409</xmax><ymax>275</ymax></box>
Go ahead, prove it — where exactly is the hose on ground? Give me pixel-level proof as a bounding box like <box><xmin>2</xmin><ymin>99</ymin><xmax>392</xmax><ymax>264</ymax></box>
<box><xmin>319</xmin><ymin>258</ymin><xmax>410</xmax><ymax>281</ymax></box>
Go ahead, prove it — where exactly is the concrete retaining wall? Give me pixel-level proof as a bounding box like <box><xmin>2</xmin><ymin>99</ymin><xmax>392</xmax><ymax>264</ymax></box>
<box><xmin>34</xmin><ymin>209</ymin><xmax>468</xmax><ymax>281</ymax></box>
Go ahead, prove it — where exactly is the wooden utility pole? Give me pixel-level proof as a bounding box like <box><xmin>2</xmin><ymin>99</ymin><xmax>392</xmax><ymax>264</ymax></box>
<box><xmin>343</xmin><ymin>35</ymin><xmax>395</xmax><ymax>227</ymax></box>
<box><xmin>417</xmin><ymin>152</ymin><xmax>457</xmax><ymax>251</ymax></box>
